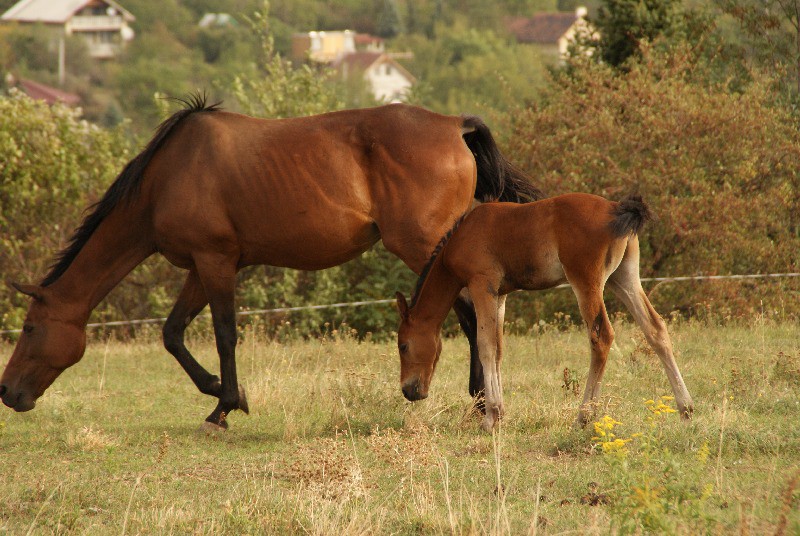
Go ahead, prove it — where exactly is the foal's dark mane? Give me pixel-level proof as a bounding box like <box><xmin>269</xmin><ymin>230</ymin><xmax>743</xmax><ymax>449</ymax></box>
<box><xmin>410</xmin><ymin>215</ymin><xmax>466</xmax><ymax>308</ymax></box>
<box><xmin>41</xmin><ymin>93</ymin><xmax>221</xmax><ymax>286</ymax></box>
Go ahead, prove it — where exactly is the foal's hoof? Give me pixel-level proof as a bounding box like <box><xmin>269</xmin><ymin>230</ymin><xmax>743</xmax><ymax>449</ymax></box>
<box><xmin>238</xmin><ymin>384</ymin><xmax>249</xmax><ymax>415</ymax></box>
<box><xmin>198</xmin><ymin>420</ymin><xmax>228</xmax><ymax>435</ymax></box>
<box><xmin>480</xmin><ymin>406</ymin><xmax>502</xmax><ymax>433</ymax></box>
<box><xmin>481</xmin><ymin>418</ymin><xmax>496</xmax><ymax>433</ymax></box>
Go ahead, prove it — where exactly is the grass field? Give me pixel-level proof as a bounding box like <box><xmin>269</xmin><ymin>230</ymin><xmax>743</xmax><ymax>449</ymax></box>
<box><xmin>0</xmin><ymin>319</ymin><xmax>798</xmax><ymax>534</ymax></box>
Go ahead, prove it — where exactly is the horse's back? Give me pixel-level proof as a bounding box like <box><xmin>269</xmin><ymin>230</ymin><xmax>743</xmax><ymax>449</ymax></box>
<box><xmin>144</xmin><ymin>105</ymin><xmax>476</xmax><ymax>271</ymax></box>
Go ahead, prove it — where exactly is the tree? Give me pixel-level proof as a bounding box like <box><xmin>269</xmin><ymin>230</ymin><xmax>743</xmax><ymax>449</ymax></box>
<box><xmin>377</xmin><ymin>0</ymin><xmax>405</xmax><ymax>38</ymax></box>
<box><xmin>505</xmin><ymin>47</ymin><xmax>800</xmax><ymax>322</ymax></box>
<box><xmin>230</xmin><ymin>2</ymin><xmax>343</xmax><ymax>118</ymax></box>
<box><xmin>397</xmin><ymin>19</ymin><xmax>546</xmax><ymax>119</ymax></box>
<box><xmin>716</xmin><ymin>0</ymin><xmax>800</xmax><ymax>96</ymax></box>
<box><xmin>591</xmin><ymin>0</ymin><xmax>683</xmax><ymax>67</ymax></box>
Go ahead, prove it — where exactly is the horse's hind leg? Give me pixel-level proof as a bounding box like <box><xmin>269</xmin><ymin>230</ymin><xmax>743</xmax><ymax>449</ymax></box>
<box><xmin>607</xmin><ymin>240</ymin><xmax>694</xmax><ymax>417</ymax></box>
<box><xmin>571</xmin><ymin>282</ymin><xmax>615</xmax><ymax>428</ymax></box>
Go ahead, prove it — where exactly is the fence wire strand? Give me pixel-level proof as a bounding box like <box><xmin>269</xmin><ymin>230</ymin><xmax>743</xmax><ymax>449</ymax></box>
<box><xmin>1</xmin><ymin>272</ymin><xmax>798</xmax><ymax>335</ymax></box>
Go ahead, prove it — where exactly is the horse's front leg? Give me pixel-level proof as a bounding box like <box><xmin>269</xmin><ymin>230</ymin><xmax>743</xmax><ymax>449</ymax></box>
<box><xmin>468</xmin><ymin>282</ymin><xmax>504</xmax><ymax>432</ymax></box>
<box><xmin>194</xmin><ymin>255</ymin><xmax>248</xmax><ymax>431</ymax></box>
<box><xmin>163</xmin><ymin>270</ymin><xmax>218</xmax><ymax>395</ymax></box>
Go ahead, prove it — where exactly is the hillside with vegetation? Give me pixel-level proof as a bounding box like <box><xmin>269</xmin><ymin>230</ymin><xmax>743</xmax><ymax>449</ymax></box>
<box><xmin>0</xmin><ymin>0</ymin><xmax>798</xmax><ymax>336</ymax></box>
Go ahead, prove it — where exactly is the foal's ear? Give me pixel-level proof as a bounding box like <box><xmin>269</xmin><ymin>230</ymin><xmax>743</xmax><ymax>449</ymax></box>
<box><xmin>8</xmin><ymin>281</ymin><xmax>44</xmax><ymax>302</ymax></box>
<box><xmin>395</xmin><ymin>291</ymin><xmax>409</xmax><ymax>319</ymax></box>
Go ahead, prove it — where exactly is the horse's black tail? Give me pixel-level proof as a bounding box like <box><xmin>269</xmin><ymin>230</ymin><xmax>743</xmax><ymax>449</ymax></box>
<box><xmin>609</xmin><ymin>195</ymin><xmax>653</xmax><ymax>237</ymax></box>
<box><xmin>461</xmin><ymin>116</ymin><xmax>544</xmax><ymax>203</ymax></box>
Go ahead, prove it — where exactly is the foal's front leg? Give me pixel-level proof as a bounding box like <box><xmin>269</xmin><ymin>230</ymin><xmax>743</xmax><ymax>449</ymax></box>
<box><xmin>469</xmin><ymin>282</ymin><xmax>504</xmax><ymax>432</ymax></box>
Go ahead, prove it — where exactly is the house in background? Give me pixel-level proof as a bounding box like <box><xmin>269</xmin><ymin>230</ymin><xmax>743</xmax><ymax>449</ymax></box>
<box><xmin>506</xmin><ymin>6</ymin><xmax>594</xmax><ymax>61</ymax></box>
<box><xmin>291</xmin><ymin>30</ymin><xmax>385</xmax><ymax>64</ymax></box>
<box><xmin>333</xmin><ymin>51</ymin><xmax>415</xmax><ymax>103</ymax></box>
<box><xmin>5</xmin><ymin>74</ymin><xmax>81</xmax><ymax>105</ymax></box>
<box><xmin>1</xmin><ymin>0</ymin><xmax>135</xmax><ymax>59</ymax></box>
<box><xmin>198</xmin><ymin>12</ymin><xmax>237</xmax><ymax>29</ymax></box>
<box><xmin>292</xmin><ymin>29</ymin><xmax>414</xmax><ymax>103</ymax></box>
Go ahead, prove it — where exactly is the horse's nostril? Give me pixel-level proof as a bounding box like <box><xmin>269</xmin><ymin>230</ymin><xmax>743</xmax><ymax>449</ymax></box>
<box><xmin>0</xmin><ymin>385</ymin><xmax>6</xmax><ymax>397</ymax></box>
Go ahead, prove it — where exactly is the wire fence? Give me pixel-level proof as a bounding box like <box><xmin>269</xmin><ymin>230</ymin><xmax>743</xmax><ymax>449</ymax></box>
<box><xmin>1</xmin><ymin>272</ymin><xmax>798</xmax><ymax>336</ymax></box>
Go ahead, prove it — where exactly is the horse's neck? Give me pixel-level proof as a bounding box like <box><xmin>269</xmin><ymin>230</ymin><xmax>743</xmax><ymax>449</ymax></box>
<box><xmin>413</xmin><ymin>256</ymin><xmax>463</xmax><ymax>327</ymax></box>
<box><xmin>47</xmin><ymin>204</ymin><xmax>155</xmax><ymax>321</ymax></box>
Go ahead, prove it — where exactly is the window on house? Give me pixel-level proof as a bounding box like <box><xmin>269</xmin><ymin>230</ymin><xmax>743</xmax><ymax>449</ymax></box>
<box><xmin>385</xmin><ymin>65</ymin><xmax>392</xmax><ymax>76</ymax></box>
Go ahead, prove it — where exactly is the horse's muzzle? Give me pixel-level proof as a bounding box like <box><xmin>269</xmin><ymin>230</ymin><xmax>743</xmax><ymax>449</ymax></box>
<box><xmin>402</xmin><ymin>379</ymin><xmax>428</xmax><ymax>401</ymax></box>
<box><xmin>0</xmin><ymin>387</ymin><xmax>35</xmax><ymax>412</ymax></box>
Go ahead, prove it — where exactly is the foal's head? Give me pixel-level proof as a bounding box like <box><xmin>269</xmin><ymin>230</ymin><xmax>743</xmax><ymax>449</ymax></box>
<box><xmin>395</xmin><ymin>292</ymin><xmax>442</xmax><ymax>401</ymax></box>
<box><xmin>0</xmin><ymin>283</ymin><xmax>87</xmax><ymax>412</ymax></box>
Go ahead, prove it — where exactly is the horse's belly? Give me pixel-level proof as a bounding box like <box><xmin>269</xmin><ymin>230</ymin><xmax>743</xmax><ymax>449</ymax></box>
<box><xmin>237</xmin><ymin>216</ymin><xmax>380</xmax><ymax>270</ymax></box>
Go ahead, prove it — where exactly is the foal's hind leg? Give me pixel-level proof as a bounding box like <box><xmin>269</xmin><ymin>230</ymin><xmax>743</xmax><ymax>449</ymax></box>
<box><xmin>571</xmin><ymin>283</ymin><xmax>615</xmax><ymax>428</ymax></box>
<box><xmin>608</xmin><ymin>255</ymin><xmax>694</xmax><ymax>417</ymax></box>
<box><xmin>163</xmin><ymin>270</ymin><xmax>249</xmax><ymax>407</ymax></box>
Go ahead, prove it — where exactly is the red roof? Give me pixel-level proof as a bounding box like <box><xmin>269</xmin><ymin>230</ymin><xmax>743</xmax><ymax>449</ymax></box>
<box><xmin>354</xmin><ymin>33</ymin><xmax>383</xmax><ymax>45</ymax></box>
<box><xmin>333</xmin><ymin>51</ymin><xmax>383</xmax><ymax>70</ymax></box>
<box><xmin>18</xmin><ymin>78</ymin><xmax>81</xmax><ymax>106</ymax></box>
<box><xmin>506</xmin><ymin>13</ymin><xmax>579</xmax><ymax>44</ymax></box>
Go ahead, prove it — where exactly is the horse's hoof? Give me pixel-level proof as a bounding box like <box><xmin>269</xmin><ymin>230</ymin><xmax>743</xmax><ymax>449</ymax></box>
<box><xmin>198</xmin><ymin>420</ymin><xmax>227</xmax><ymax>435</ymax></box>
<box><xmin>238</xmin><ymin>384</ymin><xmax>249</xmax><ymax>415</ymax></box>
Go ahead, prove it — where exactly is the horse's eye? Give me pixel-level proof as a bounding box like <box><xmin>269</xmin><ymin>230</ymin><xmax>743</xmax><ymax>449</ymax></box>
<box><xmin>399</xmin><ymin>342</ymin><xmax>409</xmax><ymax>353</ymax></box>
<box><xmin>22</xmin><ymin>325</ymin><xmax>34</xmax><ymax>334</ymax></box>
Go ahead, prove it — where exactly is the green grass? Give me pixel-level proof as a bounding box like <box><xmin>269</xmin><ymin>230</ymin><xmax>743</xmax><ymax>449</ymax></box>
<box><xmin>0</xmin><ymin>320</ymin><xmax>798</xmax><ymax>534</ymax></box>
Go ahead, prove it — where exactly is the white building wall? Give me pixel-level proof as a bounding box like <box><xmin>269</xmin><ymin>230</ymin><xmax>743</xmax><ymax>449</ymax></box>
<box><xmin>365</xmin><ymin>63</ymin><xmax>413</xmax><ymax>102</ymax></box>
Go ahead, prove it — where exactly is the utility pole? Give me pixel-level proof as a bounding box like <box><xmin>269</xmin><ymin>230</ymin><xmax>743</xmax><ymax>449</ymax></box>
<box><xmin>58</xmin><ymin>36</ymin><xmax>65</xmax><ymax>87</ymax></box>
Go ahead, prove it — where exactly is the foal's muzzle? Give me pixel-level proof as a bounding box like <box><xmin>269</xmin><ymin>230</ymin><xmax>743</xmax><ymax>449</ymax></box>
<box><xmin>402</xmin><ymin>379</ymin><xmax>428</xmax><ymax>401</ymax></box>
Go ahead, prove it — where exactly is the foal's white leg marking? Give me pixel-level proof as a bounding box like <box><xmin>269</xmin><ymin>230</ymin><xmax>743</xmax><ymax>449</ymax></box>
<box><xmin>470</xmin><ymin>283</ymin><xmax>503</xmax><ymax>432</ymax></box>
<box><xmin>607</xmin><ymin>238</ymin><xmax>694</xmax><ymax>416</ymax></box>
<box><xmin>495</xmin><ymin>295</ymin><xmax>507</xmax><ymax>421</ymax></box>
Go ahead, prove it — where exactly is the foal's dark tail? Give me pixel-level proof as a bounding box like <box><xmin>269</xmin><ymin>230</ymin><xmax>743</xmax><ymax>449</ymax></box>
<box><xmin>609</xmin><ymin>195</ymin><xmax>653</xmax><ymax>237</ymax></box>
<box><xmin>461</xmin><ymin>116</ymin><xmax>544</xmax><ymax>203</ymax></box>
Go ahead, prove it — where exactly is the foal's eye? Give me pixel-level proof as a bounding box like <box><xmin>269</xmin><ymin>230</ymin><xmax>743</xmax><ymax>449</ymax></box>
<box><xmin>22</xmin><ymin>325</ymin><xmax>34</xmax><ymax>334</ymax></box>
<box><xmin>398</xmin><ymin>342</ymin><xmax>409</xmax><ymax>353</ymax></box>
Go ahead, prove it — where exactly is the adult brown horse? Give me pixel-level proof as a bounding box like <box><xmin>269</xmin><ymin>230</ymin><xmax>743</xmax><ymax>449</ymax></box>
<box><xmin>395</xmin><ymin>194</ymin><xmax>694</xmax><ymax>431</ymax></box>
<box><xmin>0</xmin><ymin>95</ymin><xmax>542</xmax><ymax>430</ymax></box>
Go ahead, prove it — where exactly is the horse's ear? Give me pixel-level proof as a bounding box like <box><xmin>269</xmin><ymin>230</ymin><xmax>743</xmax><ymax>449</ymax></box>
<box><xmin>395</xmin><ymin>291</ymin><xmax>409</xmax><ymax>320</ymax></box>
<box><xmin>9</xmin><ymin>281</ymin><xmax>44</xmax><ymax>302</ymax></box>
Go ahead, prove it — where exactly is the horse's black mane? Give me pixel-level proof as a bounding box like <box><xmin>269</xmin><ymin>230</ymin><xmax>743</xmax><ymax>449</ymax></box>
<box><xmin>41</xmin><ymin>93</ymin><xmax>221</xmax><ymax>287</ymax></box>
<box><xmin>410</xmin><ymin>215</ymin><xmax>466</xmax><ymax>308</ymax></box>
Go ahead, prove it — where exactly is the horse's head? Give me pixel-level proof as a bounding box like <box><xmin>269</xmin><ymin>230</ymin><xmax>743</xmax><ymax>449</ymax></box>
<box><xmin>0</xmin><ymin>283</ymin><xmax>87</xmax><ymax>412</ymax></box>
<box><xmin>395</xmin><ymin>292</ymin><xmax>442</xmax><ymax>401</ymax></box>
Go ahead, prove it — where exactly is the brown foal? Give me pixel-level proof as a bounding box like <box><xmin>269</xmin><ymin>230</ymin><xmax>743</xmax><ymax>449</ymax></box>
<box><xmin>0</xmin><ymin>96</ymin><xmax>542</xmax><ymax>430</ymax></box>
<box><xmin>396</xmin><ymin>193</ymin><xmax>694</xmax><ymax>431</ymax></box>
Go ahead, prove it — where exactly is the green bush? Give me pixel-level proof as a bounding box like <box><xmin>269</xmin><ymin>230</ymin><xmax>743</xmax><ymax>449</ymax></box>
<box><xmin>502</xmin><ymin>45</ymin><xmax>800</xmax><ymax>325</ymax></box>
<box><xmin>0</xmin><ymin>92</ymin><xmax>131</xmax><ymax>330</ymax></box>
